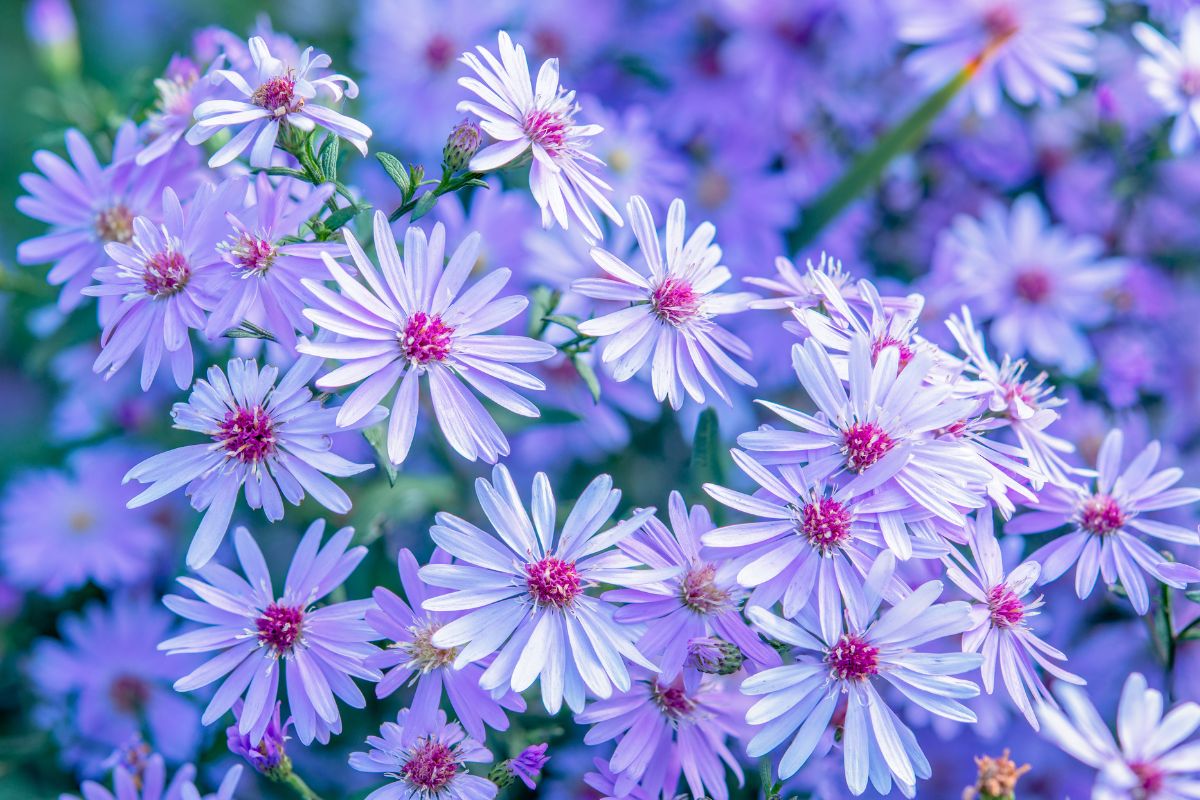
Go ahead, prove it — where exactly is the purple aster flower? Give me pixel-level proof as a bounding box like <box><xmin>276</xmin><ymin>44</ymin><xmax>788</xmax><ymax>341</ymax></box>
<box><xmin>187</xmin><ymin>36</ymin><xmax>370</xmax><ymax>168</ymax></box>
<box><xmin>607</xmin><ymin>491</ymin><xmax>779</xmax><ymax>684</ymax></box>
<box><xmin>205</xmin><ymin>175</ymin><xmax>343</xmax><ymax>350</ymax></box>
<box><xmin>124</xmin><ymin>356</ymin><xmax>379</xmax><ymax>569</ymax></box>
<box><xmin>365</xmin><ymin>548</ymin><xmax>526</xmax><ymax>742</ymax></box>
<box><xmin>1</xmin><ymin>446</ymin><xmax>165</xmax><ymax>595</ymax></box>
<box><xmin>457</xmin><ymin>31</ymin><xmax>622</xmax><ymax>239</ymax></box>
<box><xmin>83</xmin><ymin>180</ymin><xmax>245</xmax><ymax>391</ymax></box>
<box><xmin>297</xmin><ymin>212</ymin><xmax>556</xmax><ymax>465</ymax></box>
<box><xmin>585</xmin><ymin>100</ymin><xmax>688</xmax><ymax>216</ymax></box>
<box><xmin>743</xmin><ymin>564</ymin><xmax>982</xmax><ymax>795</ymax></box>
<box><xmin>1040</xmin><ymin>672</ymin><xmax>1200</xmax><ymax>797</ymax></box>
<box><xmin>349</xmin><ymin>709</ymin><xmax>496</xmax><ymax>800</ymax></box>
<box><xmin>576</xmin><ymin>670</ymin><xmax>749</xmax><ymax>800</ymax></box>
<box><xmin>932</xmin><ymin>193</ymin><xmax>1126</xmax><ymax>375</ymax></box>
<box><xmin>499</xmin><ymin>743</ymin><xmax>549</xmax><ymax>790</ymax></box>
<box><xmin>30</xmin><ymin>595</ymin><xmax>202</xmax><ymax>773</ymax></box>
<box><xmin>227</xmin><ymin>699</ymin><xmax>291</xmax><ymax>778</ymax></box>
<box><xmin>1009</xmin><ymin>428</ymin><xmax>1200</xmax><ymax>615</ymax></box>
<box><xmin>159</xmin><ymin>521</ymin><xmax>381</xmax><ymax>745</ymax></box>
<box><xmin>945</xmin><ymin>508</ymin><xmax>1084</xmax><ymax>728</ymax></box>
<box><xmin>419</xmin><ymin>464</ymin><xmax>669</xmax><ymax>714</ymax></box>
<box><xmin>62</xmin><ymin>753</ymin><xmax>241</xmax><ymax>800</ymax></box>
<box><xmin>138</xmin><ymin>55</ymin><xmax>223</xmax><ymax>165</ymax></box>
<box><xmin>18</xmin><ymin>123</ymin><xmax>171</xmax><ymax>311</ymax></box>
<box><xmin>1135</xmin><ymin>10</ymin><xmax>1200</xmax><ymax>155</ymax></box>
<box><xmin>574</xmin><ymin>196</ymin><xmax>758</xmax><ymax>409</ymax></box>
<box><xmin>895</xmin><ymin>0</ymin><xmax>1103</xmax><ymax>115</ymax></box>
<box><xmin>746</xmin><ymin>252</ymin><xmax>856</xmax><ymax>312</ymax></box>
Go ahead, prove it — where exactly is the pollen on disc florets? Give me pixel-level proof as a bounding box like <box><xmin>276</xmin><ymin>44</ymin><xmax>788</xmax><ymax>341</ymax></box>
<box><xmin>401</xmin><ymin>623</ymin><xmax>459</xmax><ymax>673</ymax></box>
<box><xmin>987</xmin><ymin>584</ymin><xmax>1025</xmax><ymax>629</ymax></box>
<box><xmin>401</xmin><ymin>738</ymin><xmax>460</xmax><ymax>793</ymax></box>
<box><xmin>142</xmin><ymin>248</ymin><xmax>191</xmax><ymax>298</ymax></box>
<box><xmin>651</xmin><ymin>277</ymin><xmax>702</xmax><ymax>326</ymax></box>
<box><xmin>252</xmin><ymin>74</ymin><xmax>301</xmax><ymax>116</ymax></box>
<box><xmin>217</xmin><ymin>405</ymin><xmax>277</xmax><ymax>464</ymax></box>
<box><xmin>525</xmin><ymin>557</ymin><xmax>583</xmax><ymax>608</ymax></box>
<box><xmin>679</xmin><ymin>563</ymin><xmax>732</xmax><ymax>614</ymax></box>
<box><xmin>256</xmin><ymin>603</ymin><xmax>305</xmax><ymax>657</ymax></box>
<box><xmin>841</xmin><ymin>422</ymin><xmax>896</xmax><ymax>473</ymax></box>
<box><xmin>401</xmin><ymin>312</ymin><xmax>454</xmax><ymax>365</ymax></box>
<box><xmin>1078</xmin><ymin>493</ymin><xmax>1125</xmax><ymax>536</ymax></box>
<box><xmin>826</xmin><ymin>633</ymin><xmax>879</xmax><ymax>681</ymax></box>
<box><xmin>798</xmin><ymin>496</ymin><xmax>853</xmax><ymax>553</ymax></box>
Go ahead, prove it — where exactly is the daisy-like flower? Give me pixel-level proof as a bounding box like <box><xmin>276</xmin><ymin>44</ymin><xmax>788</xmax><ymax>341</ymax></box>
<box><xmin>297</xmin><ymin>212</ymin><xmax>556</xmax><ymax>465</ymax></box>
<box><xmin>159</xmin><ymin>522</ymin><xmax>381</xmax><ymax>746</ymax></box>
<box><xmin>457</xmin><ymin>31</ymin><xmax>621</xmax><ymax>239</ymax></box>
<box><xmin>1008</xmin><ymin>429</ymin><xmax>1200</xmax><ymax>615</ymax></box>
<box><xmin>83</xmin><ymin>180</ymin><xmax>244</xmax><ymax>391</ymax></box>
<box><xmin>573</xmin><ymin>196</ymin><xmax>757</xmax><ymax>409</ymax></box>
<box><xmin>895</xmin><ymin>0</ymin><xmax>1104</xmax><ymax>116</ymax></box>
<box><xmin>187</xmin><ymin>35</ymin><xmax>370</xmax><ymax>168</ymax></box>
<box><xmin>349</xmin><ymin>709</ymin><xmax>496</xmax><ymax>800</ymax></box>
<box><xmin>945</xmin><ymin>508</ymin><xmax>1084</xmax><ymax>729</ymax></box>
<box><xmin>606</xmin><ymin>491</ymin><xmax>779</xmax><ymax>685</ymax></box>
<box><xmin>746</xmin><ymin>252</ymin><xmax>855</xmax><ymax>311</ymax></box>
<box><xmin>743</xmin><ymin>563</ymin><xmax>982</xmax><ymax>796</ymax></box>
<box><xmin>123</xmin><ymin>356</ymin><xmax>380</xmax><ymax>569</ymax></box>
<box><xmin>703</xmin><ymin>450</ymin><xmax>948</xmax><ymax>620</ymax></box>
<box><xmin>18</xmin><ymin>122</ymin><xmax>172</xmax><ymax>311</ymax></box>
<box><xmin>418</xmin><ymin>465</ymin><xmax>670</xmax><ymax>714</ymax></box>
<box><xmin>1135</xmin><ymin>9</ymin><xmax>1200</xmax><ymax>155</ymax></box>
<box><xmin>64</xmin><ymin>753</ymin><xmax>241</xmax><ymax>800</ymax></box>
<box><xmin>365</xmin><ymin>548</ymin><xmax>526</xmax><ymax>742</ymax></box>
<box><xmin>1040</xmin><ymin>672</ymin><xmax>1200</xmax><ymax>798</ymax></box>
<box><xmin>138</xmin><ymin>55</ymin><xmax>221</xmax><ymax>165</ymax></box>
<box><xmin>932</xmin><ymin>193</ymin><xmax>1126</xmax><ymax>375</ymax></box>
<box><xmin>204</xmin><ymin>174</ymin><xmax>343</xmax><ymax>350</ymax></box>
<box><xmin>575</xmin><ymin>671</ymin><xmax>748</xmax><ymax>800</ymax></box>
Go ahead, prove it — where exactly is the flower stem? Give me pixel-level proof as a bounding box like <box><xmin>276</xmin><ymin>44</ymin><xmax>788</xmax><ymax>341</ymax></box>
<box><xmin>388</xmin><ymin>170</ymin><xmax>484</xmax><ymax>223</ymax></box>
<box><xmin>281</xmin><ymin>772</ymin><xmax>325</xmax><ymax>800</ymax></box>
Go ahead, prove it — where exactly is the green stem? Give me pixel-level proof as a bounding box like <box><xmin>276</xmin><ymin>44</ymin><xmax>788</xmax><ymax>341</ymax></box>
<box><xmin>282</xmin><ymin>772</ymin><xmax>325</xmax><ymax>800</ymax></box>
<box><xmin>389</xmin><ymin>171</ymin><xmax>484</xmax><ymax>222</ymax></box>
<box><xmin>0</xmin><ymin>265</ymin><xmax>55</xmax><ymax>298</ymax></box>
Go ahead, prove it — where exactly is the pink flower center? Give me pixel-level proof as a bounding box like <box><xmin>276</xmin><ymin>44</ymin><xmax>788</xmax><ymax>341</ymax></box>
<box><xmin>402</xmin><ymin>623</ymin><xmax>459</xmax><ymax>673</ymax></box>
<box><xmin>987</xmin><ymin>584</ymin><xmax>1025</xmax><ymax>628</ymax></box>
<box><xmin>1131</xmin><ymin>761</ymin><xmax>1165</xmax><ymax>798</ymax></box>
<box><xmin>226</xmin><ymin>232</ymin><xmax>277</xmax><ymax>274</ymax></box>
<box><xmin>871</xmin><ymin>335</ymin><xmax>914</xmax><ymax>369</ymax></box>
<box><xmin>252</xmin><ymin>75</ymin><xmax>299</xmax><ymax>115</ymax></box>
<box><xmin>109</xmin><ymin>674</ymin><xmax>150</xmax><ymax>712</ymax></box>
<box><xmin>826</xmin><ymin>633</ymin><xmax>879</xmax><ymax>681</ymax></box>
<box><xmin>651</xmin><ymin>277</ymin><xmax>702</xmax><ymax>326</ymax></box>
<box><xmin>1014</xmin><ymin>269</ymin><xmax>1052</xmax><ymax>303</ymax></box>
<box><xmin>799</xmin><ymin>497</ymin><xmax>852</xmax><ymax>552</ymax></box>
<box><xmin>424</xmin><ymin>35</ymin><xmax>455</xmax><ymax>70</ymax></box>
<box><xmin>679</xmin><ymin>563</ymin><xmax>731</xmax><ymax>614</ymax></box>
<box><xmin>524</xmin><ymin>109</ymin><xmax>569</xmax><ymax>152</ymax></box>
<box><xmin>651</xmin><ymin>679</ymin><xmax>698</xmax><ymax>720</ymax></box>
<box><xmin>256</xmin><ymin>603</ymin><xmax>305</xmax><ymax>656</ymax></box>
<box><xmin>1182</xmin><ymin>68</ymin><xmax>1200</xmax><ymax>97</ymax></box>
<box><xmin>401</xmin><ymin>739</ymin><xmax>459</xmax><ymax>792</ymax></box>
<box><xmin>95</xmin><ymin>204</ymin><xmax>134</xmax><ymax>243</ymax></box>
<box><xmin>525</xmin><ymin>557</ymin><xmax>582</xmax><ymax>608</ymax></box>
<box><xmin>142</xmin><ymin>249</ymin><xmax>191</xmax><ymax>297</ymax></box>
<box><xmin>983</xmin><ymin>4</ymin><xmax>1021</xmax><ymax>39</ymax></box>
<box><xmin>841</xmin><ymin>422</ymin><xmax>896</xmax><ymax>473</ymax></box>
<box><xmin>217</xmin><ymin>405</ymin><xmax>277</xmax><ymax>463</ymax></box>
<box><xmin>1079</xmin><ymin>493</ymin><xmax>1125</xmax><ymax>536</ymax></box>
<box><xmin>401</xmin><ymin>312</ymin><xmax>454</xmax><ymax>365</ymax></box>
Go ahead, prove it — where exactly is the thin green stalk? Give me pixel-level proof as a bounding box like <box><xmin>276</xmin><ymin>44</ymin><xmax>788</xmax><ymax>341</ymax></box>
<box><xmin>282</xmin><ymin>771</ymin><xmax>325</xmax><ymax>800</ymax></box>
<box><xmin>388</xmin><ymin>170</ymin><xmax>484</xmax><ymax>223</ymax></box>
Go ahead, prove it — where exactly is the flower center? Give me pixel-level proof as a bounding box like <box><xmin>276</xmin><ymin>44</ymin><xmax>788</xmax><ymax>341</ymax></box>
<box><xmin>95</xmin><ymin>204</ymin><xmax>134</xmax><ymax>243</ymax></box>
<box><xmin>871</xmin><ymin>335</ymin><xmax>914</xmax><ymax>369</ymax></box>
<box><xmin>109</xmin><ymin>674</ymin><xmax>150</xmax><ymax>712</ymax></box>
<box><xmin>679</xmin><ymin>563</ymin><xmax>732</xmax><ymax>614</ymax></box>
<box><xmin>826</xmin><ymin>633</ymin><xmax>879</xmax><ymax>681</ymax></box>
<box><xmin>983</xmin><ymin>4</ymin><xmax>1021</xmax><ymax>40</ymax></box>
<box><xmin>142</xmin><ymin>248</ymin><xmax>191</xmax><ymax>297</ymax></box>
<box><xmin>525</xmin><ymin>557</ymin><xmax>582</xmax><ymax>608</ymax></box>
<box><xmin>423</xmin><ymin>34</ymin><xmax>455</xmax><ymax>70</ymax></box>
<box><xmin>256</xmin><ymin>603</ymin><xmax>305</xmax><ymax>656</ymax></box>
<box><xmin>68</xmin><ymin>509</ymin><xmax>94</xmax><ymax>533</ymax></box>
<box><xmin>650</xmin><ymin>679</ymin><xmax>698</xmax><ymax>720</ymax></box>
<box><xmin>401</xmin><ymin>312</ymin><xmax>454</xmax><ymax>365</ymax></box>
<box><xmin>217</xmin><ymin>405</ymin><xmax>277</xmax><ymax>463</ymax></box>
<box><xmin>1131</xmin><ymin>761</ymin><xmax>1165</xmax><ymax>798</ymax></box>
<box><xmin>401</xmin><ymin>739</ymin><xmax>459</xmax><ymax>792</ymax></box>
<box><xmin>697</xmin><ymin>169</ymin><xmax>731</xmax><ymax>209</ymax></box>
<box><xmin>1079</xmin><ymin>493</ymin><xmax>1125</xmax><ymax>536</ymax></box>
<box><xmin>841</xmin><ymin>422</ymin><xmax>896</xmax><ymax>473</ymax></box>
<box><xmin>987</xmin><ymin>584</ymin><xmax>1025</xmax><ymax>628</ymax></box>
<box><xmin>1182</xmin><ymin>68</ymin><xmax>1200</xmax><ymax>97</ymax></box>
<box><xmin>524</xmin><ymin>109</ymin><xmax>570</xmax><ymax>153</ymax></box>
<box><xmin>1014</xmin><ymin>269</ymin><xmax>1052</xmax><ymax>303</ymax></box>
<box><xmin>651</xmin><ymin>277</ymin><xmax>702</xmax><ymax>326</ymax></box>
<box><xmin>401</xmin><ymin>623</ymin><xmax>459</xmax><ymax>672</ymax></box>
<box><xmin>224</xmin><ymin>232</ymin><xmax>277</xmax><ymax>275</ymax></box>
<box><xmin>252</xmin><ymin>75</ymin><xmax>300</xmax><ymax>116</ymax></box>
<box><xmin>798</xmin><ymin>496</ymin><xmax>853</xmax><ymax>553</ymax></box>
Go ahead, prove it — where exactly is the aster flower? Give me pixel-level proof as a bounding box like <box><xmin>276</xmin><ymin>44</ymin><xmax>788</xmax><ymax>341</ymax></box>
<box><xmin>62</xmin><ymin>753</ymin><xmax>241</xmax><ymax>800</ymax></box>
<box><xmin>945</xmin><ymin>508</ymin><xmax>1084</xmax><ymax>728</ymax></box>
<box><xmin>895</xmin><ymin>0</ymin><xmax>1104</xmax><ymax>116</ymax></box>
<box><xmin>187</xmin><ymin>35</ymin><xmax>370</xmax><ymax>168</ymax></box>
<box><xmin>608</xmin><ymin>491</ymin><xmax>779</xmax><ymax>685</ymax></box>
<box><xmin>419</xmin><ymin>465</ymin><xmax>670</xmax><ymax>714</ymax></box>
<box><xmin>746</xmin><ymin>252</ymin><xmax>855</xmax><ymax>311</ymax></box>
<box><xmin>456</xmin><ymin>30</ymin><xmax>622</xmax><ymax>239</ymax></box>
<box><xmin>297</xmin><ymin>212</ymin><xmax>556</xmax><ymax>465</ymax></box>
<box><xmin>1039</xmin><ymin>672</ymin><xmax>1200</xmax><ymax>798</ymax></box>
<box><xmin>349</xmin><ymin>709</ymin><xmax>496</xmax><ymax>800</ymax></box>
<box><xmin>1009</xmin><ymin>429</ymin><xmax>1200</xmax><ymax>615</ymax></box>
<box><xmin>227</xmin><ymin>699</ymin><xmax>291</xmax><ymax>778</ymax></box>
<box><xmin>124</xmin><ymin>356</ymin><xmax>379</xmax><ymax>569</ymax></box>
<box><xmin>1135</xmin><ymin>10</ymin><xmax>1200</xmax><ymax>155</ymax></box>
<box><xmin>18</xmin><ymin>123</ymin><xmax>171</xmax><ymax>311</ymax></box>
<box><xmin>932</xmin><ymin>193</ymin><xmax>1126</xmax><ymax>375</ymax></box>
<box><xmin>159</xmin><ymin>522</ymin><xmax>381</xmax><ymax>745</ymax></box>
<box><xmin>743</xmin><ymin>565</ymin><xmax>982</xmax><ymax>795</ymax></box>
<box><xmin>138</xmin><ymin>55</ymin><xmax>221</xmax><ymax>165</ymax></box>
<box><xmin>0</xmin><ymin>446</ymin><xmax>165</xmax><ymax>596</ymax></box>
<box><xmin>573</xmin><ymin>196</ymin><xmax>758</xmax><ymax>409</ymax></box>
<box><xmin>575</xmin><ymin>671</ymin><xmax>748</xmax><ymax>800</ymax></box>
<box><xmin>365</xmin><ymin>548</ymin><xmax>526</xmax><ymax>742</ymax></box>
<box><xmin>204</xmin><ymin>174</ymin><xmax>343</xmax><ymax>350</ymax></box>
<box><xmin>83</xmin><ymin>180</ymin><xmax>245</xmax><ymax>391</ymax></box>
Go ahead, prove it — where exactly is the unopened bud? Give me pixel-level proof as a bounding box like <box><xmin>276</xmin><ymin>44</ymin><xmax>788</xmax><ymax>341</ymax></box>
<box><xmin>442</xmin><ymin>119</ymin><xmax>482</xmax><ymax>173</ymax></box>
<box><xmin>962</xmin><ymin>749</ymin><xmax>1030</xmax><ymax>800</ymax></box>
<box><xmin>687</xmin><ymin>636</ymin><xmax>745</xmax><ymax>675</ymax></box>
<box><xmin>489</xmin><ymin>743</ymin><xmax>549</xmax><ymax>790</ymax></box>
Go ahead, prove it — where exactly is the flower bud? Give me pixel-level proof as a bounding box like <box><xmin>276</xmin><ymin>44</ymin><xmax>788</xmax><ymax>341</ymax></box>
<box><xmin>962</xmin><ymin>750</ymin><xmax>1029</xmax><ymax>800</ymax></box>
<box><xmin>687</xmin><ymin>636</ymin><xmax>745</xmax><ymax>675</ymax></box>
<box><xmin>489</xmin><ymin>743</ymin><xmax>549</xmax><ymax>790</ymax></box>
<box><xmin>25</xmin><ymin>0</ymin><xmax>80</xmax><ymax>82</ymax></box>
<box><xmin>442</xmin><ymin>119</ymin><xmax>482</xmax><ymax>173</ymax></box>
<box><xmin>227</xmin><ymin>701</ymin><xmax>293</xmax><ymax>781</ymax></box>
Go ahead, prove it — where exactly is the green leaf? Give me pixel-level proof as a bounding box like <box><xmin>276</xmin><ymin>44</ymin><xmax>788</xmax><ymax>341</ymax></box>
<box><xmin>1187</xmin><ymin>590</ymin><xmax>1200</xmax><ymax>604</ymax></box>
<box><xmin>318</xmin><ymin>134</ymin><xmax>340</xmax><ymax>183</ymax></box>
<box><xmin>324</xmin><ymin>204</ymin><xmax>367</xmax><ymax>232</ymax></box>
<box><xmin>689</xmin><ymin>408</ymin><xmax>724</xmax><ymax>492</ymax></box>
<box><xmin>527</xmin><ymin>286</ymin><xmax>560</xmax><ymax>337</ymax></box>
<box><xmin>572</xmin><ymin>356</ymin><xmax>601</xmax><ymax>403</ymax></box>
<box><xmin>409</xmin><ymin>191</ymin><xmax>439</xmax><ymax>223</ymax></box>
<box><xmin>544</xmin><ymin>314</ymin><xmax>583</xmax><ymax>335</ymax></box>
<box><xmin>1152</xmin><ymin>580</ymin><xmax>1174</xmax><ymax>669</ymax></box>
<box><xmin>362</xmin><ymin>423</ymin><xmax>398</xmax><ymax>486</ymax></box>
<box><xmin>252</xmin><ymin>166</ymin><xmax>310</xmax><ymax>181</ymax></box>
<box><xmin>375</xmin><ymin>152</ymin><xmax>410</xmax><ymax>195</ymax></box>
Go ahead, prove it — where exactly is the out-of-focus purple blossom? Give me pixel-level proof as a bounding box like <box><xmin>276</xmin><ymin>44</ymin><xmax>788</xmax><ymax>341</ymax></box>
<box><xmin>584</xmin><ymin>100</ymin><xmax>688</xmax><ymax>215</ymax></box>
<box><xmin>61</xmin><ymin>752</ymin><xmax>241</xmax><ymax>800</ymax></box>
<box><xmin>139</xmin><ymin>55</ymin><xmax>224</xmax><ymax>165</ymax></box>
<box><xmin>1135</xmin><ymin>10</ymin><xmax>1200</xmax><ymax>154</ymax></box>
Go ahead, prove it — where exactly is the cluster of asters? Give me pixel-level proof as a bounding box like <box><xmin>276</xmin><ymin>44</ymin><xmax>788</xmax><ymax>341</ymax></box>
<box><xmin>8</xmin><ymin>2</ymin><xmax>1200</xmax><ymax>800</ymax></box>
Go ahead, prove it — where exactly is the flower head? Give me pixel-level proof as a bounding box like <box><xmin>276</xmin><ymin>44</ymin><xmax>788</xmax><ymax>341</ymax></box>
<box><xmin>1135</xmin><ymin>10</ymin><xmax>1200</xmax><ymax>154</ymax></box>
<box><xmin>62</xmin><ymin>753</ymin><xmax>241</xmax><ymax>800</ymax></box>
<box><xmin>139</xmin><ymin>54</ymin><xmax>222</xmax><ymax>165</ymax></box>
